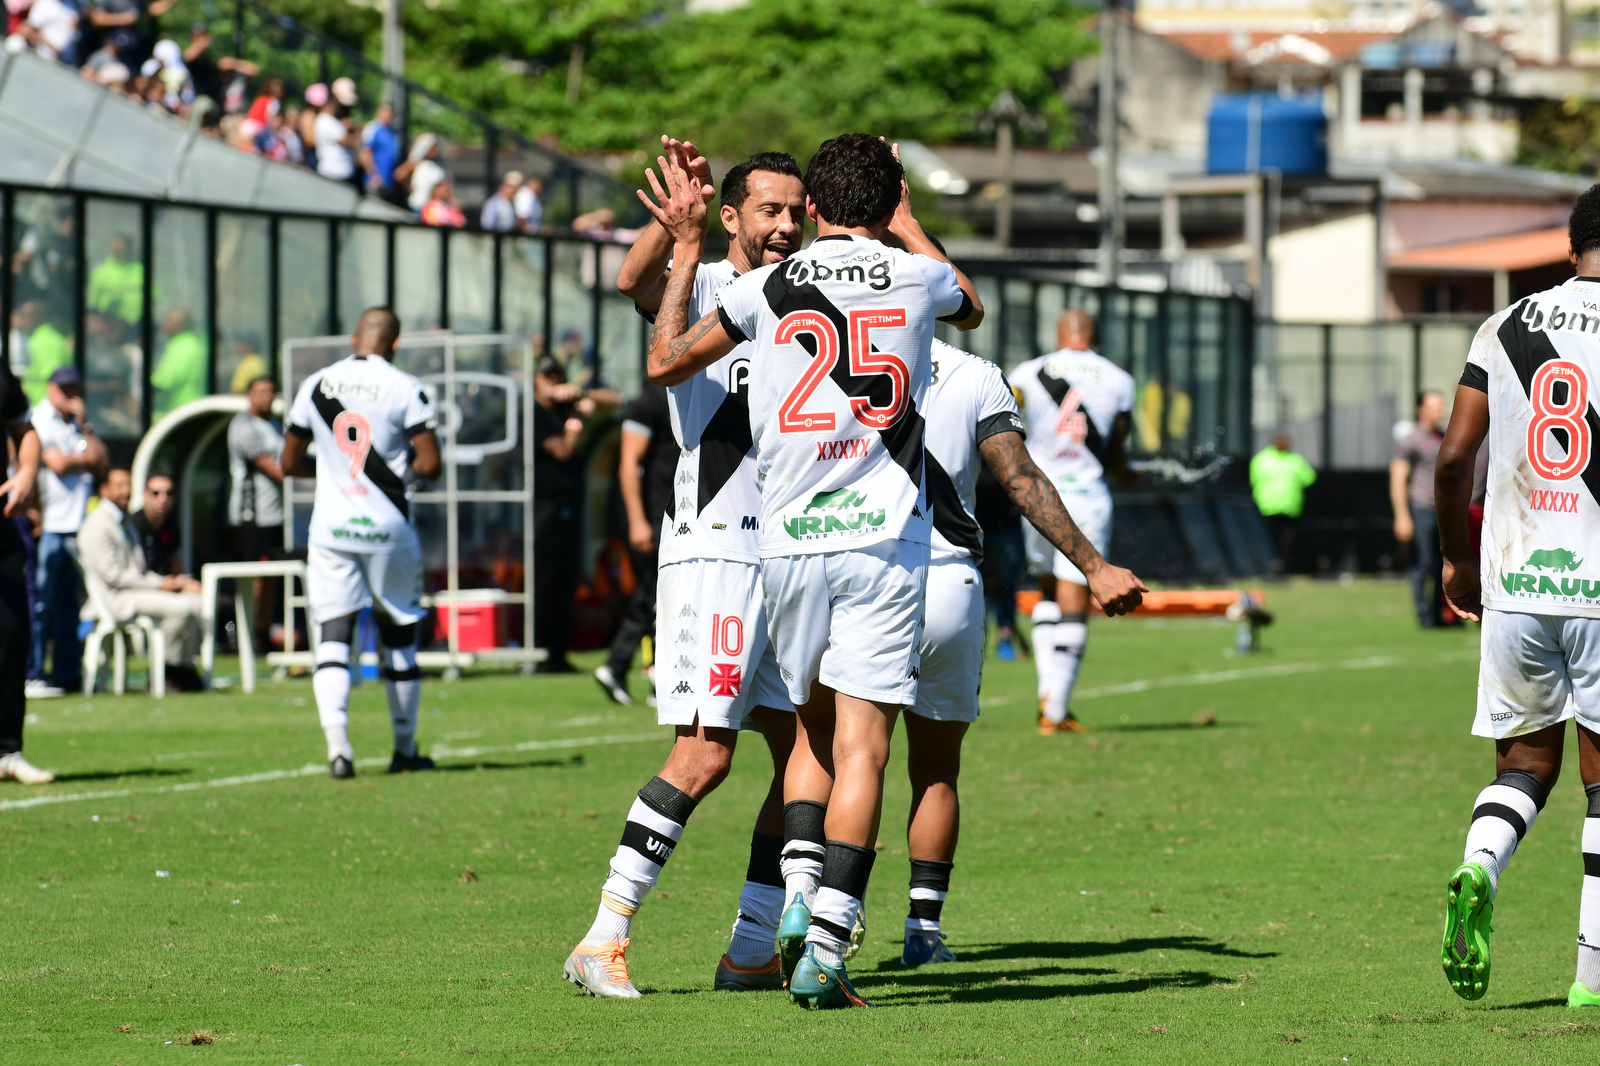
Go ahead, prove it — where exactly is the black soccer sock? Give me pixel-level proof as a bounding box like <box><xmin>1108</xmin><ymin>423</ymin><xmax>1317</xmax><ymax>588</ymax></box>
<box><xmin>582</xmin><ymin>776</ymin><xmax>698</xmax><ymax>946</ymax></box>
<box><xmin>781</xmin><ymin>799</ymin><xmax>826</xmax><ymax>906</ymax></box>
<box><xmin>907</xmin><ymin>858</ymin><xmax>954</xmax><ymax>933</ymax></box>
<box><xmin>807</xmin><ymin>840</ymin><xmax>876</xmax><ymax>964</ymax></box>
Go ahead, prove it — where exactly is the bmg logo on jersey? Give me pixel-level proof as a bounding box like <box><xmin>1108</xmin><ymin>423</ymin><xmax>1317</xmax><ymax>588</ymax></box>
<box><xmin>318</xmin><ymin>377</ymin><xmax>382</xmax><ymax>403</ymax></box>
<box><xmin>785</xmin><ymin>256</ymin><xmax>893</xmax><ymax>292</ymax></box>
<box><xmin>1521</xmin><ymin>298</ymin><xmax>1600</xmax><ymax>335</ymax></box>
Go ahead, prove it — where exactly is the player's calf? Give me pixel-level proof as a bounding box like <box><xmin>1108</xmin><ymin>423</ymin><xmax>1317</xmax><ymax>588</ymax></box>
<box><xmin>778</xmin><ymin>800</ymin><xmax>826</xmax><ymax>981</ymax></box>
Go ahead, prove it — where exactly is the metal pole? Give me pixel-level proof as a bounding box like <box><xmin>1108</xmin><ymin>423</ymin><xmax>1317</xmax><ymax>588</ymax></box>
<box><xmin>1321</xmin><ymin>321</ymin><xmax>1333</xmax><ymax>471</ymax></box>
<box><xmin>996</xmin><ymin>117</ymin><xmax>1014</xmax><ymax>248</ymax></box>
<box><xmin>205</xmin><ymin>211</ymin><xmax>217</xmax><ymax>395</ymax></box>
<box><xmin>485</xmin><ymin>127</ymin><xmax>498</xmax><ymax>217</ymax></box>
<box><xmin>445</xmin><ymin>332</ymin><xmax>459</xmax><ymax>662</ymax></box>
<box><xmin>383</xmin><ymin>0</ymin><xmax>406</xmax><ymax>130</ymax></box>
<box><xmin>233</xmin><ymin>0</ymin><xmax>245</xmax><ymax>61</ymax></box>
<box><xmin>0</xmin><ymin>189</ymin><xmax>12</xmax><ymax>376</ymax></box>
<box><xmin>140</xmin><ymin>202</ymin><xmax>154</xmax><ymax>434</ymax></box>
<box><xmin>1096</xmin><ymin>4</ymin><xmax>1122</xmax><ymax>284</ymax></box>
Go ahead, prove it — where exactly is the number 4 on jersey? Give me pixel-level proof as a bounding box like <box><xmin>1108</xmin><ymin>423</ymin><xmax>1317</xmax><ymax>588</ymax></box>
<box><xmin>1529</xmin><ymin>360</ymin><xmax>1592</xmax><ymax>480</ymax></box>
<box><xmin>777</xmin><ymin>309</ymin><xmax>909</xmax><ymax>433</ymax></box>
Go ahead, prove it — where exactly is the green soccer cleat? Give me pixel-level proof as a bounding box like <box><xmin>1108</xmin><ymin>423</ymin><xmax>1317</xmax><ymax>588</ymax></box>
<box><xmin>1569</xmin><ymin>981</ymin><xmax>1600</xmax><ymax>1008</ymax></box>
<box><xmin>777</xmin><ymin>893</ymin><xmax>810</xmax><ymax>982</ymax></box>
<box><xmin>1442</xmin><ymin>861</ymin><xmax>1494</xmax><ymax>1000</ymax></box>
<box><xmin>788</xmin><ymin>944</ymin><xmax>871</xmax><ymax>1009</ymax></box>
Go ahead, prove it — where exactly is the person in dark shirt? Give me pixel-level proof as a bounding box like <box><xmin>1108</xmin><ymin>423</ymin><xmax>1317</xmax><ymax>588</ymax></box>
<box><xmin>128</xmin><ymin>472</ymin><xmax>181</xmax><ymax>577</ymax></box>
<box><xmin>532</xmin><ymin>355</ymin><xmax>619</xmax><ymax>672</ymax></box>
<box><xmin>594</xmin><ymin>381</ymin><xmax>675</xmax><ymax>704</ymax></box>
<box><xmin>0</xmin><ymin>351</ymin><xmax>49</xmax><ymax>782</ymax></box>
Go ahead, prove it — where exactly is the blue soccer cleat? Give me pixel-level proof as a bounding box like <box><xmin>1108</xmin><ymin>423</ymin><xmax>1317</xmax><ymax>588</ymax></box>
<box><xmin>901</xmin><ymin>928</ymin><xmax>958</xmax><ymax>967</ymax></box>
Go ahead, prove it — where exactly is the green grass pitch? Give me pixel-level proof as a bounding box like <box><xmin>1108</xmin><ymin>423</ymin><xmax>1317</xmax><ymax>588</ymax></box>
<box><xmin>4</xmin><ymin>581</ymin><xmax>1598</xmax><ymax>1062</ymax></box>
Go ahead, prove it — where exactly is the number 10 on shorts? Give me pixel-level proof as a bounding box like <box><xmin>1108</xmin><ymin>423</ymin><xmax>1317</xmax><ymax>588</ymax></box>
<box><xmin>709</xmin><ymin>615</ymin><xmax>745</xmax><ymax>698</ymax></box>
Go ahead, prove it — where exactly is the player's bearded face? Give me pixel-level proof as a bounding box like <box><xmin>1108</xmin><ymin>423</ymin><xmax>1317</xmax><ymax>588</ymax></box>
<box><xmin>730</xmin><ymin>173</ymin><xmax>806</xmax><ymax>268</ymax></box>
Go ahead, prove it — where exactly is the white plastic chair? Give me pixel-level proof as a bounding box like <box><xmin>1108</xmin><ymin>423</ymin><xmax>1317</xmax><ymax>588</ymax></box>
<box><xmin>75</xmin><ymin>556</ymin><xmax>165</xmax><ymax>698</ymax></box>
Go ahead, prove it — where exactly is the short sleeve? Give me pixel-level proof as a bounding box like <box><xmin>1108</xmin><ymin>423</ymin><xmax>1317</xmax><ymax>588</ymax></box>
<box><xmin>715</xmin><ymin>272</ymin><xmax>765</xmax><ymax>345</ymax></box>
<box><xmin>917</xmin><ymin>256</ymin><xmax>967</xmax><ymax>321</ymax></box>
<box><xmin>1391</xmin><ymin>433</ymin><xmax>1416</xmax><ymax>465</ymax></box>
<box><xmin>286</xmin><ymin>378</ymin><xmax>316</xmax><ymax>439</ymax></box>
<box><xmin>230</xmin><ymin>415</ymin><xmax>273</xmax><ymax>460</ymax></box>
<box><xmin>975</xmin><ymin>365</ymin><xmax>1024</xmax><ymax>443</ymax></box>
<box><xmin>1460</xmin><ymin>314</ymin><xmax>1500</xmax><ymax>393</ymax></box>
<box><xmin>403</xmin><ymin>384</ymin><xmax>437</xmax><ymax>438</ymax></box>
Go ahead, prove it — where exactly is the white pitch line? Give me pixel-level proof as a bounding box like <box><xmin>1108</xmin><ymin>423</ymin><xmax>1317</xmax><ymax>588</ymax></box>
<box><xmin>0</xmin><ymin>731</ymin><xmax>671</xmax><ymax>813</ymax></box>
<box><xmin>1074</xmin><ymin>649</ymin><xmax>1478</xmax><ymax>701</ymax></box>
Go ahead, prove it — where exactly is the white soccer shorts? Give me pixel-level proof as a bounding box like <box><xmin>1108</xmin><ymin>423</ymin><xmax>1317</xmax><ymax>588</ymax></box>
<box><xmin>1024</xmin><ymin>483</ymin><xmax>1112</xmax><ymax>586</ymax></box>
<box><xmin>306</xmin><ymin>536</ymin><xmax>425</xmax><ymax>625</ymax></box>
<box><xmin>909</xmin><ymin>559</ymin><xmax>985</xmax><ymax>723</ymax></box>
<box><xmin>654</xmin><ymin>558</ymin><xmax>790</xmax><ymax>731</ymax></box>
<box><xmin>761</xmin><ymin>539</ymin><xmax>929</xmax><ymax>708</ymax></box>
<box><xmin>1474</xmin><ymin>608</ymin><xmax>1600</xmax><ymax>739</ymax></box>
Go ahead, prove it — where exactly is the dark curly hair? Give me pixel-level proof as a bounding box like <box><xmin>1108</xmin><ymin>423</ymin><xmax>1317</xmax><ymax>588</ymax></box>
<box><xmin>1571</xmin><ymin>184</ymin><xmax>1600</xmax><ymax>259</ymax></box>
<box><xmin>803</xmin><ymin>134</ymin><xmax>904</xmax><ymax>230</ymax></box>
<box><xmin>721</xmin><ymin>152</ymin><xmax>802</xmax><ymax>213</ymax></box>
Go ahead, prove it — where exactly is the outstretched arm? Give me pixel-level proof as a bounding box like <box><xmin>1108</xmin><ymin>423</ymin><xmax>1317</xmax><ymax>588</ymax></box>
<box><xmin>978</xmin><ymin>429</ymin><xmax>1146</xmax><ymax>616</ymax></box>
<box><xmin>640</xmin><ymin>149</ymin><xmax>737</xmax><ymax>386</ymax></box>
<box><xmin>618</xmin><ymin>137</ymin><xmax>713</xmax><ymax>311</ymax></box>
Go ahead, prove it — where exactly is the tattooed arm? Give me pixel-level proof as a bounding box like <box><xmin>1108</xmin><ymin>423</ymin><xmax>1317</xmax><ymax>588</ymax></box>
<box><xmin>639</xmin><ymin>146</ymin><xmax>739</xmax><ymax>386</ymax></box>
<box><xmin>978</xmin><ymin>430</ymin><xmax>1148</xmax><ymax>616</ymax></box>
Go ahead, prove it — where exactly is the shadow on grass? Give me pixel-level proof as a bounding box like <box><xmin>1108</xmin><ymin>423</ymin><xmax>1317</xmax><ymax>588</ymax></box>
<box><xmin>51</xmin><ymin>767</ymin><xmax>190</xmax><ymax>783</ymax></box>
<box><xmin>1488</xmin><ymin>998</ymin><xmax>1568</xmax><ymax>1011</ymax></box>
<box><xmin>432</xmin><ymin>758</ymin><xmax>580</xmax><ymax>773</ymax></box>
<box><xmin>949</xmin><ymin>937</ymin><xmax>1278</xmax><ymax>963</ymax></box>
<box><xmin>1100</xmin><ymin>721</ymin><xmax>1254</xmax><ymax>733</ymax></box>
<box><xmin>853</xmin><ymin>966</ymin><xmax>1235</xmax><ymax>1004</ymax></box>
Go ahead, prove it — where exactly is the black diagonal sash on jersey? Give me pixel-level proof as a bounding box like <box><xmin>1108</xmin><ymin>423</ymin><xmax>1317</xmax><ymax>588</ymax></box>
<box><xmin>925</xmin><ymin>452</ymin><xmax>984</xmax><ymax>565</ymax></box>
<box><xmin>696</xmin><ymin>393</ymin><xmax>753</xmax><ymax>517</ymax></box>
<box><xmin>310</xmin><ymin>387</ymin><xmax>411</xmax><ymax>521</ymax></box>
<box><xmin>760</xmin><ymin>269</ymin><xmax>926</xmax><ymax>491</ymax></box>
<box><xmin>1036</xmin><ymin>367</ymin><xmax>1111</xmax><ymax>469</ymax></box>
<box><xmin>1497</xmin><ymin>308</ymin><xmax>1600</xmax><ymax>507</ymax></box>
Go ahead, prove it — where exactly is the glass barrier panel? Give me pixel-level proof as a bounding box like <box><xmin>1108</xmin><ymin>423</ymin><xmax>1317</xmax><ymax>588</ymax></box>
<box><xmin>550</xmin><ymin>240</ymin><xmax>595</xmax><ymax>385</ymax></box>
<box><xmin>600</xmin><ymin>293</ymin><xmax>643</xmax><ymax>398</ymax></box>
<box><xmin>501</xmin><ymin>238</ymin><xmax>546</xmax><ymax>351</ymax></box>
<box><xmin>84</xmin><ymin>199</ymin><xmax>144</xmax><ymax>440</ymax></box>
<box><xmin>1001</xmin><ymin>279</ymin><xmax>1034</xmax><ymax>369</ymax></box>
<box><xmin>152</xmin><ymin>206</ymin><xmax>209</xmax><ymax>421</ymax></box>
<box><xmin>279</xmin><ymin>219</ymin><xmax>330</xmax><ymax>346</ymax></box>
<box><xmin>1253</xmin><ymin>322</ymin><xmax>1325</xmax><ymax>467</ymax></box>
<box><xmin>395</xmin><ymin>227</ymin><xmax>443</xmax><ymax>332</ymax></box>
<box><xmin>1330</xmin><ymin>323</ymin><xmax>1410</xmax><ymax>470</ymax></box>
<box><xmin>337</xmin><ymin>222</ymin><xmax>388</xmax><ymax>334</ymax></box>
<box><xmin>1421</xmin><ymin>322</ymin><xmax>1476</xmax><ymax>424</ymax></box>
<box><xmin>1127</xmin><ymin>293</ymin><xmax>1162</xmax><ymax>455</ymax></box>
<box><xmin>1036</xmin><ymin>283</ymin><xmax>1066</xmax><ymax>354</ymax></box>
<box><xmin>448</xmin><ymin>232</ymin><xmax>494</xmax><ymax>333</ymax></box>
<box><xmin>961</xmin><ymin>276</ymin><xmax>1001</xmax><ymax>362</ymax></box>
<box><xmin>1165</xmin><ymin>295</ymin><xmax>1196</xmax><ymax>451</ymax></box>
<box><xmin>215</xmin><ymin>213</ymin><xmax>271</xmax><ymax>395</ymax></box>
<box><xmin>1192</xmin><ymin>297</ymin><xmax>1225</xmax><ymax>454</ymax></box>
<box><xmin>9</xmin><ymin>192</ymin><xmax>77</xmax><ymax>408</ymax></box>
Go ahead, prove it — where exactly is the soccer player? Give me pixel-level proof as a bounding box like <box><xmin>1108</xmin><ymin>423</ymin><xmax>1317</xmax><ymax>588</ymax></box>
<box><xmin>1009</xmin><ymin>310</ymin><xmax>1135</xmax><ymax>735</ymax></box>
<box><xmin>643</xmin><ymin>133</ymin><xmax>986</xmax><ymax>1009</ymax></box>
<box><xmin>897</xmin><ymin>337</ymin><xmax>1147</xmax><ymax>966</ymax></box>
<box><xmin>562</xmin><ymin>143</ymin><xmax>808</xmax><ymax>999</ymax></box>
<box><xmin>1436</xmin><ymin>186</ymin><xmax>1600</xmax><ymax>1006</ymax></box>
<box><xmin>280</xmin><ymin>308</ymin><xmax>441</xmax><ymax>779</ymax></box>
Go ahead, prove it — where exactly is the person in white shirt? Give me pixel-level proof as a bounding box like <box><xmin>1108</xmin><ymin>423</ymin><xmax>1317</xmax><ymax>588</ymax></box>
<box><xmin>29</xmin><ymin>366</ymin><xmax>106</xmax><ymax>697</ymax></box>
<box><xmin>313</xmin><ymin>101</ymin><xmax>356</xmax><ymax>184</ymax></box>
<box><xmin>77</xmin><ymin>469</ymin><xmax>205</xmax><ymax>689</ymax></box>
<box><xmin>24</xmin><ymin>0</ymin><xmax>80</xmax><ymax>63</ymax></box>
<box><xmin>280</xmin><ymin>308</ymin><xmax>442</xmax><ymax>779</ymax></box>
<box><xmin>514</xmin><ymin>175</ymin><xmax>545</xmax><ymax>234</ymax></box>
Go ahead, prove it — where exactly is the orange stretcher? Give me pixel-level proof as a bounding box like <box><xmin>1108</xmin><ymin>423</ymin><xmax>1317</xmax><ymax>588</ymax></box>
<box><xmin>1016</xmin><ymin>588</ymin><xmax>1268</xmax><ymax>619</ymax></box>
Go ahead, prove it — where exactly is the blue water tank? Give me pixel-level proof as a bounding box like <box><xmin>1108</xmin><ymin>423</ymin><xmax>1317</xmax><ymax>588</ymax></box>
<box><xmin>1206</xmin><ymin>93</ymin><xmax>1328</xmax><ymax>176</ymax></box>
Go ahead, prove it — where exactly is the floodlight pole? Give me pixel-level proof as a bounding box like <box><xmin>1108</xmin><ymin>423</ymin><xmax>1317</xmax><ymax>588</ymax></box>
<box><xmin>989</xmin><ymin>90</ymin><xmax>1022</xmax><ymax>248</ymax></box>
<box><xmin>1097</xmin><ymin>2</ymin><xmax>1123</xmax><ymax>284</ymax></box>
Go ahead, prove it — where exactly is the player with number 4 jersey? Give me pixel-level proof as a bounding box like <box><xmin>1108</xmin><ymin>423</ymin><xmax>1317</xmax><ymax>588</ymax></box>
<box><xmin>1436</xmin><ymin>188</ymin><xmax>1600</xmax><ymax>1008</ymax></box>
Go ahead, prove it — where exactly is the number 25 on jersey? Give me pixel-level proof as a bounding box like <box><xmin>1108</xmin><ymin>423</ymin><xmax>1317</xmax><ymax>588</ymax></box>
<box><xmin>1529</xmin><ymin>360</ymin><xmax>1592</xmax><ymax>480</ymax></box>
<box><xmin>776</xmin><ymin>309</ymin><xmax>909</xmax><ymax>433</ymax></box>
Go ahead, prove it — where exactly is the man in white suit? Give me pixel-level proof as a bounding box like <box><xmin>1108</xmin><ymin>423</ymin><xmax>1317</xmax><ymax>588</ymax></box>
<box><xmin>77</xmin><ymin>469</ymin><xmax>205</xmax><ymax>690</ymax></box>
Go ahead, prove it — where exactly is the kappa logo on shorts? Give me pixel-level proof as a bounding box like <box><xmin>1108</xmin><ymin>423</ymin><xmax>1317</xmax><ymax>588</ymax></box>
<box><xmin>679</xmin><ymin>603</ymin><xmax>698</xmax><ymax>618</ymax></box>
<box><xmin>1490</xmin><ymin>711</ymin><xmax>1515</xmax><ymax>721</ymax></box>
<box><xmin>675</xmin><ymin>630</ymin><xmax>694</xmax><ymax>644</ymax></box>
<box><xmin>675</xmin><ymin>656</ymin><xmax>695</xmax><ymax>669</ymax></box>
<box><xmin>672</xmin><ymin>680</ymin><xmax>693</xmax><ymax>694</ymax></box>
<box><xmin>709</xmin><ymin>663</ymin><xmax>742</xmax><ymax>697</ymax></box>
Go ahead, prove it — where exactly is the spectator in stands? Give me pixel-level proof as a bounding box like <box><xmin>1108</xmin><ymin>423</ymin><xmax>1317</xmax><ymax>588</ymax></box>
<box><xmin>246</xmin><ymin>76</ymin><xmax>284</xmax><ymax>126</ymax></box>
<box><xmin>228</xmin><ymin>339</ymin><xmax>267</xmax><ymax>395</ymax></box>
<box><xmin>151</xmin><ymin>308</ymin><xmax>205</xmax><ymax>417</ymax></box>
<box><xmin>532</xmin><ymin>354</ymin><xmax>619</xmax><ymax>673</ymax></box>
<box><xmin>150</xmin><ymin>38</ymin><xmax>191</xmax><ymax>111</ymax></box>
<box><xmin>86</xmin><ymin>0</ymin><xmax>176</xmax><ymax>69</ymax></box>
<box><xmin>1392</xmin><ymin>390</ymin><xmax>1449</xmax><ymax>628</ymax></box>
<box><xmin>313</xmin><ymin>95</ymin><xmax>359</xmax><ymax>190</ymax></box>
<box><xmin>183</xmin><ymin>23</ymin><xmax>255</xmax><ymax>130</ymax></box>
<box><xmin>276</xmin><ymin>106</ymin><xmax>304</xmax><ymax>165</ymax></box>
<box><xmin>21</xmin><ymin>0</ymin><xmax>80</xmax><ymax>63</ymax></box>
<box><xmin>30</xmin><ymin>366</ymin><xmax>107</xmax><ymax>696</ymax></box>
<box><xmin>595</xmin><ymin>379</ymin><xmax>674</xmax><ymax>705</ymax></box>
<box><xmin>226</xmin><ymin>376</ymin><xmax>283</xmax><ymax>647</ymax></box>
<box><xmin>77</xmin><ymin>468</ymin><xmax>205</xmax><ymax>691</ymax></box>
<box><xmin>361</xmin><ymin>102</ymin><xmax>401</xmax><ymax>204</ymax></box>
<box><xmin>481</xmin><ymin>171</ymin><xmax>520</xmax><ymax>232</ymax></box>
<box><xmin>9</xmin><ymin>300</ymin><xmax>70</xmax><ymax>404</ymax></box>
<box><xmin>420</xmin><ymin>180</ymin><xmax>466</xmax><ymax>228</ymax></box>
<box><xmin>298</xmin><ymin>83</ymin><xmax>325</xmax><ymax>171</ymax></box>
<box><xmin>128</xmin><ymin>471</ymin><xmax>179</xmax><ymax>577</ymax></box>
<box><xmin>1250</xmin><ymin>433</ymin><xmax>1316</xmax><ymax>576</ymax></box>
<box><xmin>515</xmin><ymin>174</ymin><xmax>545</xmax><ymax>234</ymax></box>
<box><xmin>398</xmin><ymin>132</ymin><xmax>447</xmax><ymax>213</ymax></box>
<box><xmin>88</xmin><ymin>233</ymin><xmax>143</xmax><ymax>326</ymax></box>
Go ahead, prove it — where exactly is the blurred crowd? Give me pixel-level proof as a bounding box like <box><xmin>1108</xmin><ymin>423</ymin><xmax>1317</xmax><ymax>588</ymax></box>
<box><xmin>3</xmin><ymin>2</ymin><xmax>549</xmax><ymax>232</ymax></box>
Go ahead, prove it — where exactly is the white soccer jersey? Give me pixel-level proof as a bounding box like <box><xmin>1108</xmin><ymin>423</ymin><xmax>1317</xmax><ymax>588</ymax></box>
<box><xmin>287</xmin><ymin>353</ymin><xmax>436</xmax><ymax>552</ymax></box>
<box><xmin>715</xmin><ymin>234</ymin><xmax>969</xmax><ymax>558</ymax></box>
<box><xmin>658</xmin><ymin>258</ymin><xmax>763</xmax><ymax>566</ymax></box>
<box><xmin>1010</xmin><ymin>346</ymin><xmax>1135</xmax><ymax>490</ymax></box>
<box><xmin>1463</xmin><ymin>276</ymin><xmax>1600</xmax><ymax>618</ymax></box>
<box><xmin>924</xmin><ymin>340</ymin><xmax>1025</xmax><ymax>564</ymax></box>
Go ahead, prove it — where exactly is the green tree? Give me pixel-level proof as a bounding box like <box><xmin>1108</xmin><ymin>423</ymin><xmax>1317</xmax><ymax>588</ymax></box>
<box><xmin>1518</xmin><ymin>98</ymin><xmax>1600</xmax><ymax>175</ymax></box>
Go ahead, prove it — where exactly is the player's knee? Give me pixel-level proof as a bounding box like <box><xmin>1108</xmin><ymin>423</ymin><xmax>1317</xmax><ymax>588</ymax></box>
<box><xmin>377</xmin><ymin>620</ymin><xmax>417</xmax><ymax>649</ymax></box>
<box><xmin>320</xmin><ymin>613</ymin><xmax>357</xmax><ymax>646</ymax></box>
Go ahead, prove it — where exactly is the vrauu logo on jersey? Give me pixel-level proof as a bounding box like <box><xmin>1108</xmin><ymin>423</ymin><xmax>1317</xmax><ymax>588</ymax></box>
<box><xmin>782</xmin><ymin>487</ymin><xmax>885</xmax><ymax>540</ymax></box>
<box><xmin>1500</xmin><ymin>547</ymin><xmax>1600</xmax><ymax>600</ymax></box>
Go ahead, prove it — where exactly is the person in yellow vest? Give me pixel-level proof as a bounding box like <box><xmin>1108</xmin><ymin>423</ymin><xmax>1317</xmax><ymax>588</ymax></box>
<box><xmin>87</xmin><ymin>234</ymin><xmax>144</xmax><ymax>325</ymax></box>
<box><xmin>1250</xmin><ymin>433</ymin><xmax>1317</xmax><ymax>574</ymax></box>
<box><xmin>9</xmin><ymin>301</ymin><xmax>71</xmax><ymax>404</ymax></box>
<box><xmin>151</xmin><ymin>309</ymin><xmax>207</xmax><ymax>418</ymax></box>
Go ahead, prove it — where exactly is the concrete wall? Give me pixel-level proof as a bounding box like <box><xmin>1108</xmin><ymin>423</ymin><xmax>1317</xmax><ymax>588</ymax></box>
<box><xmin>1269</xmin><ymin>209</ymin><xmax>1378</xmax><ymax>322</ymax></box>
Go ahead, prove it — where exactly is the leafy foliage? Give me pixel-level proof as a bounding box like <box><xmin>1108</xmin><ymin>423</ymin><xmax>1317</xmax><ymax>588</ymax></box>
<box><xmin>400</xmin><ymin>0</ymin><xmax>1097</xmax><ymax>162</ymax></box>
<box><xmin>1518</xmin><ymin>98</ymin><xmax>1600</xmax><ymax>175</ymax></box>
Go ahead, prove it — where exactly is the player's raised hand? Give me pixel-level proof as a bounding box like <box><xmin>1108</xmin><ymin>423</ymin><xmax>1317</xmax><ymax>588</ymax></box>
<box><xmin>638</xmin><ymin>148</ymin><xmax>707</xmax><ymax>246</ymax></box>
<box><xmin>661</xmin><ymin>135</ymin><xmax>714</xmax><ymax>205</ymax></box>
<box><xmin>1085</xmin><ymin>561</ymin><xmax>1148</xmax><ymax>617</ymax></box>
<box><xmin>1442</xmin><ymin>556</ymin><xmax>1483</xmax><ymax>623</ymax></box>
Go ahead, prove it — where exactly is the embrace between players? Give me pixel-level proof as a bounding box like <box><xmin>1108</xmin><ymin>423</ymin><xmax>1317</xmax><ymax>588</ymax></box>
<box><xmin>562</xmin><ymin>133</ymin><xmax>1147</xmax><ymax>1007</ymax></box>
